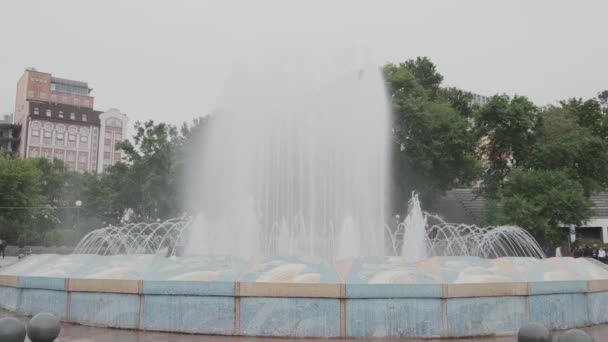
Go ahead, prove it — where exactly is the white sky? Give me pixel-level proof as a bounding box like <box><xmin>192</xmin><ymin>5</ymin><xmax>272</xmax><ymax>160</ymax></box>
<box><xmin>0</xmin><ymin>0</ymin><xmax>606</xmax><ymax>127</ymax></box>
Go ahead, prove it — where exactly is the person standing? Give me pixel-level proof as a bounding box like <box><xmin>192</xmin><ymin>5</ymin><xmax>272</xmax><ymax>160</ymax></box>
<box><xmin>592</xmin><ymin>244</ymin><xmax>600</xmax><ymax>259</ymax></box>
<box><xmin>598</xmin><ymin>248</ymin><xmax>606</xmax><ymax>263</ymax></box>
<box><xmin>0</xmin><ymin>239</ymin><xmax>6</xmax><ymax>259</ymax></box>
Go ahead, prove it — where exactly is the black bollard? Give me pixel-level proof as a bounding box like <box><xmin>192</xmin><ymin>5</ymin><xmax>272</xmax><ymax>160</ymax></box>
<box><xmin>558</xmin><ymin>329</ymin><xmax>593</xmax><ymax>342</ymax></box>
<box><xmin>0</xmin><ymin>317</ymin><xmax>26</xmax><ymax>342</ymax></box>
<box><xmin>518</xmin><ymin>322</ymin><xmax>551</xmax><ymax>342</ymax></box>
<box><xmin>26</xmin><ymin>313</ymin><xmax>61</xmax><ymax>342</ymax></box>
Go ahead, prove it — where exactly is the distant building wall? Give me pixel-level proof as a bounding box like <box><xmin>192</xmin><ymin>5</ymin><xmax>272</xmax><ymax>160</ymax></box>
<box><xmin>13</xmin><ymin>68</ymin><xmax>126</xmax><ymax>173</ymax></box>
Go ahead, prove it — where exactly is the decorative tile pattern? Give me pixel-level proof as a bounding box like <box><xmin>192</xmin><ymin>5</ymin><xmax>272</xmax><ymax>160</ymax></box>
<box><xmin>70</xmin><ymin>292</ymin><xmax>140</xmax><ymax>328</ymax></box>
<box><xmin>240</xmin><ymin>297</ymin><xmax>340</xmax><ymax>337</ymax></box>
<box><xmin>144</xmin><ymin>295</ymin><xmax>234</xmax><ymax>334</ymax></box>
<box><xmin>447</xmin><ymin>296</ymin><xmax>526</xmax><ymax>336</ymax></box>
<box><xmin>347</xmin><ymin>298</ymin><xmax>442</xmax><ymax>338</ymax></box>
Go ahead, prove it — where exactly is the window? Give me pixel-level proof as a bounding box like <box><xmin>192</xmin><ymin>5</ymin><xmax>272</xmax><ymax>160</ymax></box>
<box><xmin>27</xmin><ymin>90</ymin><xmax>34</xmax><ymax>98</ymax></box>
<box><xmin>83</xmin><ymin>99</ymin><xmax>89</xmax><ymax>106</ymax></box>
<box><xmin>46</xmin><ymin>109</ymin><xmax>51</xmax><ymax>117</ymax></box>
<box><xmin>74</xmin><ymin>98</ymin><xmax>80</xmax><ymax>105</ymax></box>
<box><xmin>32</xmin><ymin>130</ymin><xmax>40</xmax><ymax>137</ymax></box>
<box><xmin>67</xmin><ymin>134</ymin><xmax>76</xmax><ymax>148</ymax></box>
<box><xmin>42</xmin><ymin>150</ymin><xmax>50</xmax><ymax>159</ymax></box>
<box><xmin>55</xmin><ymin>133</ymin><xmax>64</xmax><ymax>146</ymax></box>
<box><xmin>43</xmin><ymin>131</ymin><xmax>52</xmax><ymax>145</ymax></box>
<box><xmin>33</xmin><ymin>107</ymin><xmax>39</xmax><ymax>115</ymax></box>
<box><xmin>80</xmin><ymin>135</ymin><xmax>88</xmax><ymax>143</ymax></box>
<box><xmin>50</xmin><ymin>94</ymin><xmax>57</xmax><ymax>102</ymax></box>
<box><xmin>58</xmin><ymin>111</ymin><xmax>64</xmax><ymax>118</ymax></box>
<box><xmin>40</xmin><ymin>92</ymin><xmax>47</xmax><ymax>100</ymax></box>
<box><xmin>62</xmin><ymin>95</ymin><xmax>68</xmax><ymax>103</ymax></box>
<box><xmin>67</xmin><ymin>153</ymin><xmax>75</xmax><ymax>162</ymax></box>
<box><xmin>107</xmin><ymin>118</ymin><xmax>123</xmax><ymax>128</ymax></box>
<box><xmin>82</xmin><ymin>114</ymin><xmax>87</xmax><ymax>122</ymax></box>
<box><xmin>104</xmin><ymin>144</ymin><xmax>112</xmax><ymax>152</ymax></box>
<box><xmin>79</xmin><ymin>154</ymin><xmax>87</xmax><ymax>162</ymax></box>
<box><xmin>114</xmin><ymin>133</ymin><xmax>122</xmax><ymax>141</ymax></box>
<box><xmin>70</xmin><ymin>113</ymin><xmax>75</xmax><ymax>120</ymax></box>
<box><xmin>54</xmin><ymin>151</ymin><xmax>63</xmax><ymax>160</ymax></box>
<box><xmin>30</xmin><ymin>149</ymin><xmax>39</xmax><ymax>157</ymax></box>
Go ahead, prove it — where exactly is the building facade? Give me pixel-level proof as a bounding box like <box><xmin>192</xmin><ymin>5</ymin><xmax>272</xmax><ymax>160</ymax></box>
<box><xmin>472</xmin><ymin>93</ymin><xmax>490</xmax><ymax>107</ymax></box>
<box><xmin>14</xmin><ymin>68</ymin><xmax>128</xmax><ymax>173</ymax></box>
<box><xmin>0</xmin><ymin>114</ymin><xmax>21</xmax><ymax>154</ymax></box>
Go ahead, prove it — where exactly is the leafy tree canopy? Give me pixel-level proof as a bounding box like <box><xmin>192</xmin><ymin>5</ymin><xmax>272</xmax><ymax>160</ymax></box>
<box><xmin>484</xmin><ymin>169</ymin><xmax>592</xmax><ymax>245</ymax></box>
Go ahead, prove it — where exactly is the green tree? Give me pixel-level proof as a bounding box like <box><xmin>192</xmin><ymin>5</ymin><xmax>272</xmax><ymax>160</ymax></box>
<box><xmin>0</xmin><ymin>154</ymin><xmax>44</xmax><ymax>222</ymax></box>
<box><xmin>438</xmin><ymin>87</ymin><xmax>476</xmax><ymax>118</ymax></box>
<box><xmin>111</xmin><ymin>120</ymin><xmax>182</xmax><ymax>220</ymax></box>
<box><xmin>559</xmin><ymin>97</ymin><xmax>607</xmax><ymax>139</ymax></box>
<box><xmin>526</xmin><ymin>108</ymin><xmax>608</xmax><ymax>194</ymax></box>
<box><xmin>475</xmin><ymin>94</ymin><xmax>539</xmax><ymax>197</ymax></box>
<box><xmin>485</xmin><ymin>169</ymin><xmax>592</xmax><ymax>245</ymax></box>
<box><xmin>403</xmin><ymin>57</ymin><xmax>444</xmax><ymax>100</ymax></box>
<box><xmin>598</xmin><ymin>90</ymin><xmax>608</xmax><ymax>114</ymax></box>
<box><xmin>384</xmin><ymin>60</ymin><xmax>481</xmax><ymax>210</ymax></box>
<box><xmin>0</xmin><ymin>154</ymin><xmax>46</xmax><ymax>243</ymax></box>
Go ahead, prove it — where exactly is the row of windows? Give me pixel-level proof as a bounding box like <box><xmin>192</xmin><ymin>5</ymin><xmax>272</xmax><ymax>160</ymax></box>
<box><xmin>31</xmin><ymin>132</ymin><xmax>89</xmax><ymax>149</ymax></box>
<box><xmin>27</xmin><ymin>90</ymin><xmax>90</xmax><ymax>107</ymax></box>
<box><xmin>30</xmin><ymin>149</ymin><xmax>89</xmax><ymax>163</ymax></box>
<box><xmin>32</xmin><ymin>130</ymin><xmax>89</xmax><ymax>142</ymax></box>
<box><xmin>33</xmin><ymin>107</ymin><xmax>88</xmax><ymax>121</ymax></box>
<box><xmin>31</xmin><ymin>121</ymin><xmax>91</xmax><ymax>136</ymax></box>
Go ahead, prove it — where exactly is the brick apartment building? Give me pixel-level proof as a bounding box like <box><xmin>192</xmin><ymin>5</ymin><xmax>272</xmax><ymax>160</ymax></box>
<box><xmin>13</xmin><ymin>68</ymin><xmax>128</xmax><ymax>173</ymax></box>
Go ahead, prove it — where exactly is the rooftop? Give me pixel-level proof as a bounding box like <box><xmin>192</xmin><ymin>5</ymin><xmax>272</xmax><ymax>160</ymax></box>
<box><xmin>436</xmin><ymin>188</ymin><xmax>608</xmax><ymax>224</ymax></box>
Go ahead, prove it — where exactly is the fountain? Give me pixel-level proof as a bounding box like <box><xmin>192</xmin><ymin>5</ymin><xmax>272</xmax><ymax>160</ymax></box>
<box><xmin>1</xmin><ymin>48</ymin><xmax>608</xmax><ymax>339</ymax></box>
<box><xmin>182</xmin><ymin>50</ymin><xmax>389</xmax><ymax>260</ymax></box>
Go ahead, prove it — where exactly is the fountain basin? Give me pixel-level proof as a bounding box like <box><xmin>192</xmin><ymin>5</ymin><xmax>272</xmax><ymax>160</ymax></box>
<box><xmin>1</xmin><ymin>254</ymin><xmax>608</xmax><ymax>338</ymax></box>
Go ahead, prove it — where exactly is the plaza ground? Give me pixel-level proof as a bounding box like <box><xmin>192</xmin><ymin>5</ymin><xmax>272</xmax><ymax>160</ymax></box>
<box><xmin>1</xmin><ymin>309</ymin><xmax>606</xmax><ymax>342</ymax></box>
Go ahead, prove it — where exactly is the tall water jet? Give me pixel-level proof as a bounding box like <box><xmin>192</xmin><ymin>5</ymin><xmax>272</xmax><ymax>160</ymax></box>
<box><xmin>184</xmin><ymin>48</ymin><xmax>391</xmax><ymax>259</ymax></box>
<box><xmin>400</xmin><ymin>193</ymin><xmax>428</xmax><ymax>262</ymax></box>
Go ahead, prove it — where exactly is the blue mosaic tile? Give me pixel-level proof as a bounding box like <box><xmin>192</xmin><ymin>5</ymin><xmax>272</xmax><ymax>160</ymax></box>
<box><xmin>18</xmin><ymin>289</ymin><xmax>67</xmax><ymax>319</ymax></box>
<box><xmin>587</xmin><ymin>292</ymin><xmax>608</xmax><ymax>324</ymax></box>
<box><xmin>144</xmin><ymin>295</ymin><xmax>234</xmax><ymax>334</ymax></box>
<box><xmin>347</xmin><ymin>298</ymin><xmax>442</xmax><ymax>338</ymax></box>
<box><xmin>0</xmin><ymin>286</ymin><xmax>20</xmax><ymax>311</ymax></box>
<box><xmin>240</xmin><ymin>297</ymin><xmax>339</xmax><ymax>337</ymax></box>
<box><xmin>70</xmin><ymin>292</ymin><xmax>140</xmax><ymax>329</ymax></box>
<box><xmin>447</xmin><ymin>296</ymin><xmax>526</xmax><ymax>337</ymax></box>
<box><xmin>529</xmin><ymin>280</ymin><xmax>587</xmax><ymax>295</ymax></box>
<box><xmin>530</xmin><ymin>293</ymin><xmax>588</xmax><ymax>329</ymax></box>
<box><xmin>19</xmin><ymin>276</ymin><xmax>65</xmax><ymax>291</ymax></box>
<box><xmin>143</xmin><ymin>280</ymin><xmax>234</xmax><ymax>296</ymax></box>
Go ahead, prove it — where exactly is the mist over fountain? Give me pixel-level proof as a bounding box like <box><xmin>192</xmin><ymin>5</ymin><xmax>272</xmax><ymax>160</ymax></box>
<box><xmin>183</xmin><ymin>49</ymin><xmax>390</xmax><ymax>259</ymax></box>
<box><xmin>8</xmin><ymin>47</ymin><xmax>608</xmax><ymax>340</ymax></box>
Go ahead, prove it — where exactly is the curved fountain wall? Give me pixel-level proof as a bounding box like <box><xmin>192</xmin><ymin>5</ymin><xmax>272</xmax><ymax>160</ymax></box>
<box><xmin>2</xmin><ymin>254</ymin><xmax>608</xmax><ymax>338</ymax></box>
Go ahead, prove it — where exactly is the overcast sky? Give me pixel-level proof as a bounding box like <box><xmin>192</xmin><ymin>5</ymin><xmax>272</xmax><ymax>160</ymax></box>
<box><xmin>0</xmin><ymin>0</ymin><xmax>606</xmax><ymax>130</ymax></box>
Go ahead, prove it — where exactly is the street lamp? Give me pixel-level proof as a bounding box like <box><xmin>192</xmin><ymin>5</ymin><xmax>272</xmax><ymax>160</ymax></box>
<box><xmin>75</xmin><ymin>200</ymin><xmax>82</xmax><ymax>230</ymax></box>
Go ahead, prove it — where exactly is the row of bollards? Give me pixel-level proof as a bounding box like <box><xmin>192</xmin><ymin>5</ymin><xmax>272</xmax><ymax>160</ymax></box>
<box><xmin>0</xmin><ymin>313</ymin><xmax>597</xmax><ymax>342</ymax></box>
<box><xmin>0</xmin><ymin>312</ymin><xmax>61</xmax><ymax>342</ymax></box>
<box><xmin>519</xmin><ymin>322</ymin><xmax>593</xmax><ymax>342</ymax></box>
